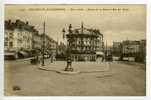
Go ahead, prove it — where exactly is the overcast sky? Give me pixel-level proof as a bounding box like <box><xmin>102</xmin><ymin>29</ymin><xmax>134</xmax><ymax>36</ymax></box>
<box><xmin>5</xmin><ymin>4</ymin><xmax>146</xmax><ymax>46</ymax></box>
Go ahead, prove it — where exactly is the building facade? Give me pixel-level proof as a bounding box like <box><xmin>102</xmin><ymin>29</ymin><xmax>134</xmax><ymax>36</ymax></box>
<box><xmin>44</xmin><ymin>34</ymin><xmax>57</xmax><ymax>60</ymax></box>
<box><xmin>4</xmin><ymin>19</ymin><xmax>57</xmax><ymax>59</ymax></box>
<box><xmin>65</xmin><ymin>23</ymin><xmax>104</xmax><ymax>61</ymax></box>
<box><xmin>5</xmin><ymin>20</ymin><xmax>34</xmax><ymax>58</ymax></box>
<box><xmin>32</xmin><ymin>30</ymin><xmax>42</xmax><ymax>56</ymax></box>
<box><xmin>112</xmin><ymin>40</ymin><xmax>146</xmax><ymax>62</ymax></box>
<box><xmin>122</xmin><ymin>40</ymin><xmax>140</xmax><ymax>57</ymax></box>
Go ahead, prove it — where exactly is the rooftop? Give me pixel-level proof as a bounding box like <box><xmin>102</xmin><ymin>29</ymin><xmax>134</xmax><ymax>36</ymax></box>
<box><xmin>66</xmin><ymin>23</ymin><xmax>103</xmax><ymax>37</ymax></box>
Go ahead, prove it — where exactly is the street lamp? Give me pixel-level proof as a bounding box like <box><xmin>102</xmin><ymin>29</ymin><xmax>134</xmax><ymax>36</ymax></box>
<box><xmin>42</xmin><ymin>22</ymin><xmax>45</xmax><ymax>66</ymax></box>
<box><xmin>64</xmin><ymin>24</ymin><xmax>73</xmax><ymax>71</ymax></box>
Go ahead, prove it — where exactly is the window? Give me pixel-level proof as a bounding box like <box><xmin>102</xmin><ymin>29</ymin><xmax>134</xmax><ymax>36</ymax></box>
<box><xmin>5</xmin><ymin>37</ymin><xmax>8</xmax><ymax>41</ymax></box>
<box><xmin>9</xmin><ymin>35</ymin><xmax>13</xmax><ymax>39</ymax></box>
<box><xmin>9</xmin><ymin>42</ymin><xmax>13</xmax><ymax>47</ymax></box>
<box><xmin>4</xmin><ymin>42</ymin><xmax>8</xmax><ymax>46</ymax></box>
<box><xmin>5</xmin><ymin>32</ymin><xmax>8</xmax><ymax>36</ymax></box>
<box><xmin>9</xmin><ymin>33</ymin><xmax>13</xmax><ymax>36</ymax></box>
<box><xmin>79</xmin><ymin>41</ymin><xmax>81</xmax><ymax>44</ymax></box>
<box><xmin>10</xmin><ymin>32</ymin><xmax>12</xmax><ymax>35</ymax></box>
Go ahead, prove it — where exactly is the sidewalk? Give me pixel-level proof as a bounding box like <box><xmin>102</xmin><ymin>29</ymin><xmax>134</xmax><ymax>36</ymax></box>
<box><xmin>38</xmin><ymin>60</ymin><xmax>110</xmax><ymax>74</ymax></box>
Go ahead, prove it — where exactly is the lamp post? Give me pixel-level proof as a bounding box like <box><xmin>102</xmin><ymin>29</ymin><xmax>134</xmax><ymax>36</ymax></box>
<box><xmin>64</xmin><ymin>24</ymin><xmax>73</xmax><ymax>71</ymax></box>
<box><xmin>42</xmin><ymin>22</ymin><xmax>45</xmax><ymax>66</ymax></box>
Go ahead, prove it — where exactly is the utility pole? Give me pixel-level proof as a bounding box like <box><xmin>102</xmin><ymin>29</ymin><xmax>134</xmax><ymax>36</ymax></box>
<box><xmin>42</xmin><ymin>22</ymin><xmax>45</xmax><ymax>66</ymax></box>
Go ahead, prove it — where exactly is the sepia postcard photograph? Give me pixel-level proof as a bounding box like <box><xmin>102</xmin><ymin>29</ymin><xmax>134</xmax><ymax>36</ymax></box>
<box><xmin>4</xmin><ymin>4</ymin><xmax>146</xmax><ymax>96</ymax></box>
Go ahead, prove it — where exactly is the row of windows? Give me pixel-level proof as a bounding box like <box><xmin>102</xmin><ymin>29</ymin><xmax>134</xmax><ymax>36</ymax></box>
<box><xmin>5</xmin><ymin>32</ymin><xmax>32</xmax><ymax>40</ymax></box>
<box><xmin>17</xmin><ymin>32</ymin><xmax>32</xmax><ymax>36</ymax></box>
<box><xmin>5</xmin><ymin>41</ymin><xmax>31</xmax><ymax>47</ymax></box>
<box><xmin>6</xmin><ymin>31</ymin><xmax>32</xmax><ymax>37</ymax></box>
<box><xmin>5</xmin><ymin>34</ymin><xmax>13</xmax><ymax>39</ymax></box>
<box><xmin>71</xmin><ymin>47</ymin><xmax>97</xmax><ymax>50</ymax></box>
<box><xmin>5</xmin><ymin>32</ymin><xmax>13</xmax><ymax>36</ymax></box>
<box><xmin>70</xmin><ymin>41</ymin><xmax>97</xmax><ymax>45</ymax></box>
<box><xmin>74</xmin><ymin>38</ymin><xmax>98</xmax><ymax>41</ymax></box>
<box><xmin>4</xmin><ymin>42</ymin><xmax>13</xmax><ymax>47</ymax></box>
<box><xmin>71</xmin><ymin>55</ymin><xmax>96</xmax><ymax>61</ymax></box>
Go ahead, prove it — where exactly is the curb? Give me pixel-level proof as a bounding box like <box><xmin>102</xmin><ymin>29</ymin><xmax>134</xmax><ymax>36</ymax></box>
<box><xmin>38</xmin><ymin>64</ymin><xmax>110</xmax><ymax>75</ymax></box>
<box><xmin>57</xmin><ymin>70</ymin><xmax>80</xmax><ymax>75</ymax></box>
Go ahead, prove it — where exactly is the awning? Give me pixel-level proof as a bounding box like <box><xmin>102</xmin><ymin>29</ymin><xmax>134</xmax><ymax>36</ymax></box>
<box><xmin>5</xmin><ymin>52</ymin><xmax>15</xmax><ymax>56</ymax></box>
<box><xmin>96</xmin><ymin>52</ymin><xmax>104</xmax><ymax>56</ymax></box>
<box><xmin>19</xmin><ymin>51</ymin><xmax>29</xmax><ymax>57</ymax></box>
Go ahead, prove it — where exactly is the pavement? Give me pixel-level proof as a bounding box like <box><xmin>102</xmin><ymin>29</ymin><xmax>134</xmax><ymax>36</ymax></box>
<box><xmin>4</xmin><ymin>59</ymin><xmax>146</xmax><ymax>96</ymax></box>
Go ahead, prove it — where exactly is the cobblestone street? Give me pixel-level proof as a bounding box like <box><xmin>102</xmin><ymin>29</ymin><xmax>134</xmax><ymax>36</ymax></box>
<box><xmin>4</xmin><ymin>59</ymin><xmax>146</xmax><ymax>96</ymax></box>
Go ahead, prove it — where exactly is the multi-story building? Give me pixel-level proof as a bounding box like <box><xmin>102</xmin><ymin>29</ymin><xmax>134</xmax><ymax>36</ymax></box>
<box><xmin>112</xmin><ymin>40</ymin><xmax>146</xmax><ymax>62</ymax></box>
<box><xmin>5</xmin><ymin>19</ymin><xmax>58</xmax><ymax>60</ymax></box>
<box><xmin>5</xmin><ymin>19</ymin><xmax>38</xmax><ymax>59</ymax></box>
<box><xmin>122</xmin><ymin>40</ymin><xmax>140</xmax><ymax>57</ymax></box>
<box><xmin>32</xmin><ymin>30</ymin><xmax>42</xmax><ymax>55</ymax></box>
<box><xmin>65</xmin><ymin>23</ymin><xmax>104</xmax><ymax>61</ymax></box>
<box><xmin>40</xmin><ymin>34</ymin><xmax>57</xmax><ymax>60</ymax></box>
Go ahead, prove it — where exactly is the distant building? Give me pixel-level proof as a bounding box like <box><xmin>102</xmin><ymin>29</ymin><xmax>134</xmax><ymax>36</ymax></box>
<box><xmin>41</xmin><ymin>34</ymin><xmax>57</xmax><ymax>60</ymax></box>
<box><xmin>57</xmin><ymin>42</ymin><xmax>66</xmax><ymax>55</ymax></box>
<box><xmin>65</xmin><ymin>23</ymin><xmax>104</xmax><ymax>61</ymax></box>
<box><xmin>56</xmin><ymin>42</ymin><xmax>67</xmax><ymax>60</ymax></box>
<box><xmin>112</xmin><ymin>40</ymin><xmax>146</xmax><ymax>62</ymax></box>
<box><xmin>113</xmin><ymin>42</ymin><xmax>122</xmax><ymax>57</ymax></box>
<box><xmin>122</xmin><ymin>40</ymin><xmax>140</xmax><ymax>57</ymax></box>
